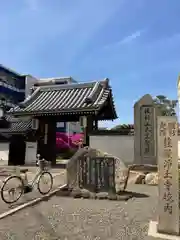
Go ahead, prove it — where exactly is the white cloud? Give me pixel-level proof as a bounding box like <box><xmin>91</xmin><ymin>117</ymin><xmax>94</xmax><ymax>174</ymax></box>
<box><xmin>120</xmin><ymin>30</ymin><xmax>142</xmax><ymax>44</ymax></box>
<box><xmin>56</xmin><ymin>0</ymin><xmax>126</xmax><ymax>66</ymax></box>
<box><xmin>104</xmin><ymin>29</ymin><xmax>144</xmax><ymax>49</ymax></box>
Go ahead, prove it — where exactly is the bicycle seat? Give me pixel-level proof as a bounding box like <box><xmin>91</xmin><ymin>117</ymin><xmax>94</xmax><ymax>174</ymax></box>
<box><xmin>20</xmin><ymin>169</ymin><xmax>28</xmax><ymax>173</ymax></box>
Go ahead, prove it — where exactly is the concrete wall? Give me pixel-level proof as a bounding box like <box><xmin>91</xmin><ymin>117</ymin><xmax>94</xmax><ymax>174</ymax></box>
<box><xmin>90</xmin><ymin>135</ymin><xmax>180</xmax><ymax>166</ymax></box>
<box><xmin>90</xmin><ymin>135</ymin><xmax>134</xmax><ymax>166</ymax></box>
<box><xmin>0</xmin><ymin>134</ymin><xmax>180</xmax><ymax>165</ymax></box>
<box><xmin>25</xmin><ymin>75</ymin><xmax>39</xmax><ymax>98</ymax></box>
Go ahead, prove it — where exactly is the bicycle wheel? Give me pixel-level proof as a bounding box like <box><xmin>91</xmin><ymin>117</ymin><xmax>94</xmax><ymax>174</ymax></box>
<box><xmin>1</xmin><ymin>176</ymin><xmax>24</xmax><ymax>204</ymax></box>
<box><xmin>37</xmin><ymin>171</ymin><xmax>53</xmax><ymax>195</ymax></box>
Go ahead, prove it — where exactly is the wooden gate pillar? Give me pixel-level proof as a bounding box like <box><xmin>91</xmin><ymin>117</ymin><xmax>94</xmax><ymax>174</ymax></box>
<box><xmin>93</xmin><ymin>120</ymin><xmax>98</xmax><ymax>130</ymax></box>
<box><xmin>46</xmin><ymin>120</ymin><xmax>56</xmax><ymax>165</ymax></box>
<box><xmin>83</xmin><ymin>116</ymin><xmax>93</xmax><ymax>146</ymax></box>
<box><xmin>37</xmin><ymin>119</ymin><xmax>56</xmax><ymax>165</ymax></box>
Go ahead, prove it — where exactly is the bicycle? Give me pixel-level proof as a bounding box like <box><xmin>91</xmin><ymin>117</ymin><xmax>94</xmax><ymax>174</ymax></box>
<box><xmin>0</xmin><ymin>155</ymin><xmax>53</xmax><ymax>204</ymax></box>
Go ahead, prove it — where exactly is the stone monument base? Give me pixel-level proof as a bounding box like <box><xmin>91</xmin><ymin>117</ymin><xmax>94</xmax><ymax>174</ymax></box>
<box><xmin>56</xmin><ymin>185</ymin><xmax>133</xmax><ymax>201</ymax></box>
<box><xmin>148</xmin><ymin>221</ymin><xmax>180</xmax><ymax>240</ymax></box>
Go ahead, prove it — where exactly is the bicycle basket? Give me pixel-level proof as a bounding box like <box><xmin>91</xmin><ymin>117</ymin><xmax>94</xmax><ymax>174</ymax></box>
<box><xmin>39</xmin><ymin>159</ymin><xmax>50</xmax><ymax>171</ymax></box>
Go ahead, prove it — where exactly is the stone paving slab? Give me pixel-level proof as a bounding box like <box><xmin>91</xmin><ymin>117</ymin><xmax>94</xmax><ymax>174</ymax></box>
<box><xmin>0</xmin><ymin>170</ymin><xmax>67</xmax><ymax>215</ymax></box>
<box><xmin>0</xmin><ymin>184</ymin><xmax>158</xmax><ymax>240</ymax></box>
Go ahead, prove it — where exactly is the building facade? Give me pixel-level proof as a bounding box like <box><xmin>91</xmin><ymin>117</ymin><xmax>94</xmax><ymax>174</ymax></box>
<box><xmin>0</xmin><ymin>65</ymin><xmax>79</xmax><ymax>110</ymax></box>
<box><xmin>0</xmin><ymin>65</ymin><xmax>82</xmax><ymax>134</ymax></box>
<box><xmin>0</xmin><ymin>65</ymin><xmax>26</xmax><ymax>110</ymax></box>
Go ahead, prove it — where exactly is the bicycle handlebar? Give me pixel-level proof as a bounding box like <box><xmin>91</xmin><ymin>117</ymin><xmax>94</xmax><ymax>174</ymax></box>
<box><xmin>36</xmin><ymin>154</ymin><xmax>50</xmax><ymax>168</ymax></box>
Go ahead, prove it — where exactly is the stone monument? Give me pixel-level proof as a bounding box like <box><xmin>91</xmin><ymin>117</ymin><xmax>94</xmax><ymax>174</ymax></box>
<box><xmin>66</xmin><ymin>147</ymin><xmax>129</xmax><ymax>193</ymax></box>
<box><xmin>148</xmin><ymin>116</ymin><xmax>180</xmax><ymax>238</ymax></box>
<box><xmin>157</xmin><ymin>116</ymin><xmax>179</xmax><ymax>235</ymax></box>
<box><xmin>66</xmin><ymin>147</ymin><xmax>97</xmax><ymax>190</ymax></box>
<box><xmin>134</xmin><ymin>94</ymin><xmax>159</xmax><ymax>165</ymax></box>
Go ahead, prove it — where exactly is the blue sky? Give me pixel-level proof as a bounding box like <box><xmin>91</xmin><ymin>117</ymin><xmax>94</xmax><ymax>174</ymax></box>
<box><xmin>0</xmin><ymin>0</ymin><xmax>180</xmax><ymax>128</ymax></box>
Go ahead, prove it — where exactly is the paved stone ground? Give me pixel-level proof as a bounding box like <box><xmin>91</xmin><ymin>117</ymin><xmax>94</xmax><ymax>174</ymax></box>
<box><xmin>0</xmin><ymin>184</ymin><xmax>159</xmax><ymax>240</ymax></box>
<box><xmin>0</xmin><ymin>168</ymin><xmax>67</xmax><ymax>214</ymax></box>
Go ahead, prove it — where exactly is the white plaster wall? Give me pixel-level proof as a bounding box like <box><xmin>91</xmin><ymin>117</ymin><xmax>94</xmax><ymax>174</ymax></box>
<box><xmin>0</xmin><ymin>135</ymin><xmax>180</xmax><ymax>165</ymax></box>
<box><xmin>90</xmin><ymin>135</ymin><xmax>180</xmax><ymax>164</ymax></box>
<box><xmin>0</xmin><ymin>143</ymin><xmax>9</xmax><ymax>161</ymax></box>
<box><xmin>90</xmin><ymin>135</ymin><xmax>134</xmax><ymax>166</ymax></box>
<box><xmin>25</xmin><ymin>142</ymin><xmax>37</xmax><ymax>165</ymax></box>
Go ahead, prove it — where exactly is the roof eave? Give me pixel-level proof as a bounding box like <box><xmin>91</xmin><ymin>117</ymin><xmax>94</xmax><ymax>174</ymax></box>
<box><xmin>95</xmin><ymin>90</ymin><xmax>118</xmax><ymax>120</ymax></box>
<box><xmin>8</xmin><ymin>108</ymin><xmax>98</xmax><ymax>117</ymax></box>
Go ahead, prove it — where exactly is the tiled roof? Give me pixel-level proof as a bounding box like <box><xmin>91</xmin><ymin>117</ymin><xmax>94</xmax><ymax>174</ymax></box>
<box><xmin>0</xmin><ymin>116</ymin><xmax>32</xmax><ymax>134</ymax></box>
<box><xmin>8</xmin><ymin>79</ymin><xmax>117</xmax><ymax>119</ymax></box>
<box><xmin>6</xmin><ymin>120</ymin><xmax>31</xmax><ymax>134</ymax></box>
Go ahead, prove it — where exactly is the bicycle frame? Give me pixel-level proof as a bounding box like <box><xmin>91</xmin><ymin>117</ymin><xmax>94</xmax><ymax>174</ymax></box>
<box><xmin>24</xmin><ymin>168</ymin><xmax>44</xmax><ymax>189</ymax></box>
<box><xmin>0</xmin><ymin>157</ymin><xmax>53</xmax><ymax>204</ymax></box>
<box><xmin>14</xmin><ymin>158</ymin><xmax>50</xmax><ymax>189</ymax></box>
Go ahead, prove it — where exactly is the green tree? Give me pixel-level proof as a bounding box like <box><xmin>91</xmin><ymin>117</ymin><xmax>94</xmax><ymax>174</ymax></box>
<box><xmin>110</xmin><ymin>124</ymin><xmax>134</xmax><ymax>135</ymax></box>
<box><xmin>153</xmin><ymin>95</ymin><xmax>178</xmax><ymax>116</ymax></box>
<box><xmin>111</xmin><ymin>124</ymin><xmax>131</xmax><ymax>130</ymax></box>
<box><xmin>98</xmin><ymin>127</ymin><xmax>107</xmax><ymax>130</ymax></box>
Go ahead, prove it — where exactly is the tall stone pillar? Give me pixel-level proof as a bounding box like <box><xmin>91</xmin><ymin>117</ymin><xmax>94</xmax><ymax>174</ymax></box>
<box><xmin>148</xmin><ymin>116</ymin><xmax>180</xmax><ymax>238</ymax></box>
<box><xmin>157</xmin><ymin>116</ymin><xmax>179</xmax><ymax>235</ymax></box>
<box><xmin>134</xmin><ymin>94</ymin><xmax>160</xmax><ymax>165</ymax></box>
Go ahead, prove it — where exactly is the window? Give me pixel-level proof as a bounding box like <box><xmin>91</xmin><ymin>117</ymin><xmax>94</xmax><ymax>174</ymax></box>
<box><xmin>57</xmin><ymin>122</ymin><xmax>65</xmax><ymax>128</ymax></box>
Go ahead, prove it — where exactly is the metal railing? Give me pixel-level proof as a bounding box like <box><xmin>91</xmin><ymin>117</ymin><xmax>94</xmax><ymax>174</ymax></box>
<box><xmin>0</xmin><ymin>80</ymin><xmax>25</xmax><ymax>93</ymax></box>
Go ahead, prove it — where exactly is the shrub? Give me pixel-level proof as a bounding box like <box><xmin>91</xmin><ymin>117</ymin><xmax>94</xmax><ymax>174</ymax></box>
<box><xmin>56</xmin><ymin>148</ymin><xmax>77</xmax><ymax>160</ymax></box>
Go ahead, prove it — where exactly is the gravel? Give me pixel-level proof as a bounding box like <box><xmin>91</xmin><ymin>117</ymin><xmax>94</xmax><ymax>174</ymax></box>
<box><xmin>0</xmin><ymin>184</ymin><xmax>159</xmax><ymax>240</ymax></box>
